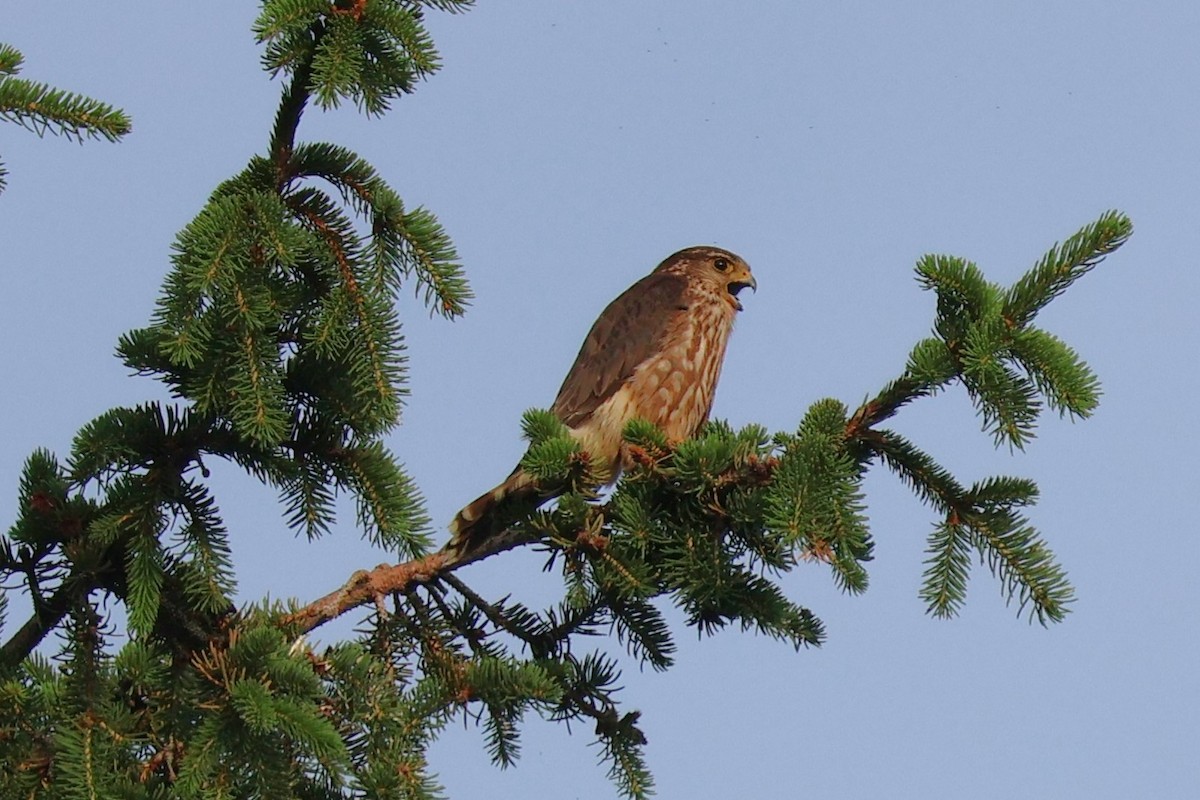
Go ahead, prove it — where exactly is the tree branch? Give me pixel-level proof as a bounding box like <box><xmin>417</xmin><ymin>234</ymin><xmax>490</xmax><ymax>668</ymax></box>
<box><xmin>845</xmin><ymin>375</ymin><xmax>934</xmax><ymax>439</ymax></box>
<box><xmin>0</xmin><ymin>577</ymin><xmax>89</xmax><ymax>671</ymax></box>
<box><xmin>268</xmin><ymin>22</ymin><xmax>323</xmax><ymax>189</ymax></box>
<box><xmin>285</xmin><ymin>376</ymin><xmax>925</xmax><ymax>641</ymax></box>
<box><xmin>283</xmin><ymin>527</ymin><xmax>539</xmax><ymax>634</ymax></box>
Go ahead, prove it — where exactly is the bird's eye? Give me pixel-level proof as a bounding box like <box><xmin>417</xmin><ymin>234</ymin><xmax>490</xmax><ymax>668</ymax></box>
<box><xmin>714</xmin><ymin>257</ymin><xmax>730</xmax><ymax>272</ymax></box>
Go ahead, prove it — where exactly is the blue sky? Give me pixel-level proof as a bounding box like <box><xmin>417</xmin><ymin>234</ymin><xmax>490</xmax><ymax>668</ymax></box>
<box><xmin>3</xmin><ymin>2</ymin><xmax>1198</xmax><ymax>798</ymax></box>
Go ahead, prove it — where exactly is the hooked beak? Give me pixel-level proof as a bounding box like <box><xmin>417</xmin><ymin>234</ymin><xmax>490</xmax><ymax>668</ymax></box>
<box><xmin>727</xmin><ymin>271</ymin><xmax>757</xmax><ymax>311</ymax></box>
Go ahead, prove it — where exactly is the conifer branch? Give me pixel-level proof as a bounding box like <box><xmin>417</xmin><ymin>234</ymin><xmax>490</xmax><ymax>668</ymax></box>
<box><xmin>0</xmin><ymin>43</ymin><xmax>23</xmax><ymax>75</ymax></box>
<box><xmin>283</xmin><ymin>527</ymin><xmax>535</xmax><ymax>634</ymax></box>
<box><xmin>440</xmin><ymin>573</ymin><xmax>545</xmax><ymax>653</ymax></box>
<box><xmin>0</xmin><ymin>77</ymin><xmax>131</xmax><ymax>143</ymax></box>
<box><xmin>786</xmin><ymin>212</ymin><xmax>1125</xmax><ymax>622</ymax></box>
<box><xmin>1003</xmin><ymin>210</ymin><xmax>1131</xmax><ymax>328</ymax></box>
<box><xmin>845</xmin><ymin>375</ymin><xmax>936</xmax><ymax>437</ymax></box>
<box><xmin>0</xmin><ymin>578</ymin><xmax>88</xmax><ymax>671</ymax></box>
<box><xmin>268</xmin><ymin>22</ymin><xmax>322</xmax><ymax>187</ymax></box>
<box><xmin>0</xmin><ymin>43</ymin><xmax>129</xmax><ymax>195</ymax></box>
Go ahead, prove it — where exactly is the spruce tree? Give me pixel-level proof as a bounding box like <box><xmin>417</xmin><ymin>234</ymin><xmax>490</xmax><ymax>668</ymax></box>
<box><xmin>0</xmin><ymin>4</ymin><xmax>1131</xmax><ymax>798</ymax></box>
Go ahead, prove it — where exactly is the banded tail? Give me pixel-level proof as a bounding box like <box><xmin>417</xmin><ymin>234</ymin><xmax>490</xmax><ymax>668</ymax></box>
<box><xmin>445</xmin><ymin>467</ymin><xmax>541</xmax><ymax>557</ymax></box>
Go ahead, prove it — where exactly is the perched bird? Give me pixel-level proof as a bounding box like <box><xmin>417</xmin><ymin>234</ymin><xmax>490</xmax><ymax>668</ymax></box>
<box><xmin>446</xmin><ymin>245</ymin><xmax>756</xmax><ymax>556</ymax></box>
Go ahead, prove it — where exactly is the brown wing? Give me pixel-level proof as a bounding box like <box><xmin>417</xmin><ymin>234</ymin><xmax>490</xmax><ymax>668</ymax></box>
<box><xmin>551</xmin><ymin>271</ymin><xmax>688</xmax><ymax>428</ymax></box>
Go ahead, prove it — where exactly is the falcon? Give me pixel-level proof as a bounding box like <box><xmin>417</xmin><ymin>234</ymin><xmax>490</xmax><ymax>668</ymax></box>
<box><xmin>446</xmin><ymin>245</ymin><xmax>756</xmax><ymax>556</ymax></box>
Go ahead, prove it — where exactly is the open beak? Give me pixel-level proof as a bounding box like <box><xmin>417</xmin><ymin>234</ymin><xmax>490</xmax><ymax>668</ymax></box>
<box><xmin>727</xmin><ymin>271</ymin><xmax>757</xmax><ymax>311</ymax></box>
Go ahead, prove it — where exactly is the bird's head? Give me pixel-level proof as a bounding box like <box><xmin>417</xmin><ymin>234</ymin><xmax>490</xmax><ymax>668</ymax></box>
<box><xmin>657</xmin><ymin>246</ymin><xmax>757</xmax><ymax>311</ymax></box>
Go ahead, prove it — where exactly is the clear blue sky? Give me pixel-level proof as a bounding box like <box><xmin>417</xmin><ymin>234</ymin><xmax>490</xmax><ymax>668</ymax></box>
<box><xmin>3</xmin><ymin>3</ymin><xmax>1198</xmax><ymax>798</ymax></box>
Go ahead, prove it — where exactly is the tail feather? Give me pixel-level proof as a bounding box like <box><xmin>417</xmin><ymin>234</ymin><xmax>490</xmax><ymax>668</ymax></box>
<box><xmin>445</xmin><ymin>467</ymin><xmax>540</xmax><ymax>557</ymax></box>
